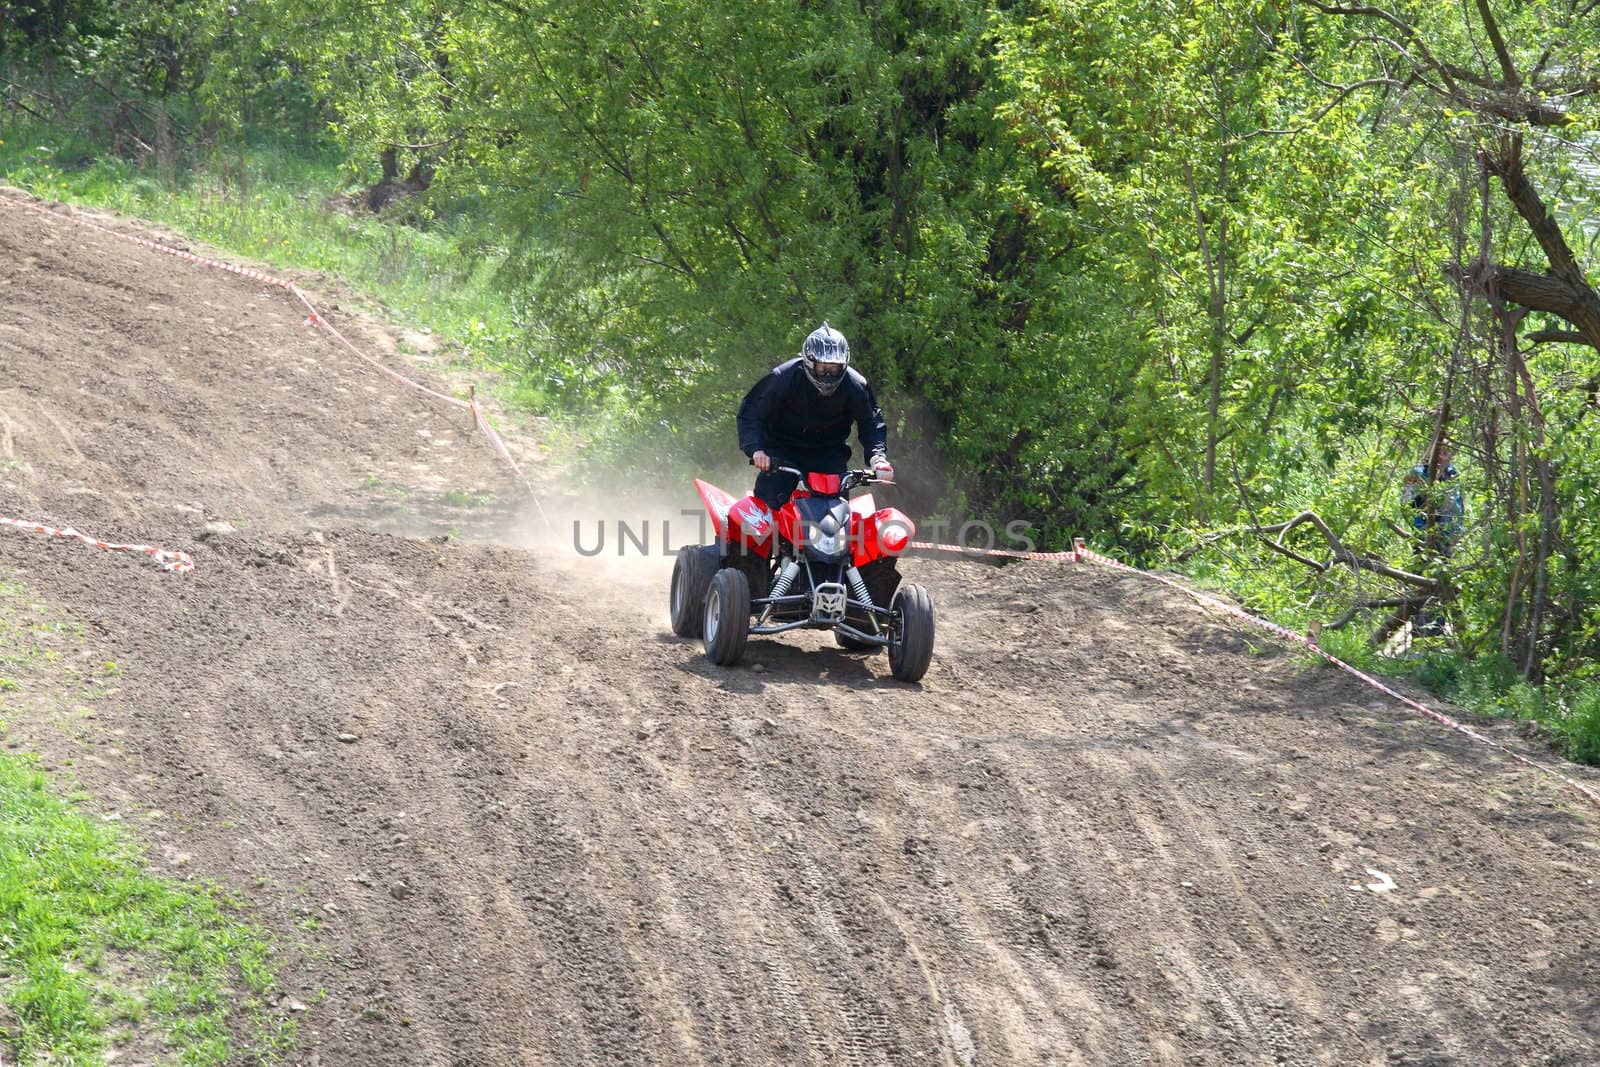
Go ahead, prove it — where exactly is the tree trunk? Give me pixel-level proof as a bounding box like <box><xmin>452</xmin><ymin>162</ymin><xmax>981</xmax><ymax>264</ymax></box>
<box><xmin>1509</xmin><ymin>337</ymin><xmax>1557</xmax><ymax>679</ymax></box>
<box><xmin>155</xmin><ymin>105</ymin><xmax>174</xmax><ymax>185</ymax></box>
<box><xmin>1482</xmin><ymin>138</ymin><xmax>1600</xmax><ymax>350</ymax></box>
<box><xmin>1187</xmin><ymin>155</ymin><xmax>1228</xmax><ymax>504</ymax></box>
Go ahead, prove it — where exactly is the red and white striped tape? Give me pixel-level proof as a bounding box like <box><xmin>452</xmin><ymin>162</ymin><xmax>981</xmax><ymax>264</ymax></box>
<box><xmin>475</xmin><ymin>412</ymin><xmax>552</xmax><ymax>530</ymax></box>
<box><xmin>1067</xmin><ymin>539</ymin><xmax>1600</xmax><ymax>812</ymax></box>
<box><xmin>285</xmin><ymin>287</ymin><xmax>470</xmax><ymax>411</ymax></box>
<box><xmin>0</xmin><ymin>190</ymin><xmax>552</xmax><ymax>529</ymax></box>
<box><xmin>1</xmin><ymin>515</ymin><xmax>194</xmax><ymax>574</ymax></box>
<box><xmin>909</xmin><ymin>540</ymin><xmax>1078</xmax><ymax>561</ymax></box>
<box><xmin>2</xmin><ymin>192</ymin><xmax>297</xmax><ymax>290</ymax></box>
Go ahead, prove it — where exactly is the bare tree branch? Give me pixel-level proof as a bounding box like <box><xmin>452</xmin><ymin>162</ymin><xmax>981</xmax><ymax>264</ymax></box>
<box><xmin>0</xmin><ymin>85</ymin><xmax>48</xmax><ymax>121</ymax></box>
<box><xmin>1528</xmin><ymin>328</ymin><xmax>1595</xmax><ymax>347</ymax></box>
<box><xmin>1239</xmin><ymin>70</ymin><xmax>1409</xmax><ymax>139</ymax></box>
<box><xmin>1473</xmin><ymin>0</ymin><xmax>1521</xmax><ymax>89</ymax></box>
<box><xmin>1178</xmin><ymin>510</ymin><xmax>1448</xmax><ymax>589</ymax></box>
<box><xmin>1327</xmin><ymin>595</ymin><xmax>1432</xmax><ymax>630</ymax></box>
<box><xmin>1303</xmin><ymin>1</ymin><xmax>1467</xmax><ymax>98</ymax></box>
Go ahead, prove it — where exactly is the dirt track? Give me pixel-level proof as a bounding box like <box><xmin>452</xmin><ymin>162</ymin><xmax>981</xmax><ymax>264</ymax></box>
<box><xmin>3</xmin><ymin>189</ymin><xmax>1600</xmax><ymax>1067</ymax></box>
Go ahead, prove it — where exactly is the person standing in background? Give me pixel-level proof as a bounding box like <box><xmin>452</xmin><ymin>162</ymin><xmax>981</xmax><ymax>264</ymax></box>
<box><xmin>1401</xmin><ymin>444</ymin><xmax>1464</xmax><ymax>637</ymax></box>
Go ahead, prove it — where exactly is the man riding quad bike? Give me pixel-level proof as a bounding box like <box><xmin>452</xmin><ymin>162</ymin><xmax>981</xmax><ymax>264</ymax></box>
<box><xmin>668</xmin><ymin>323</ymin><xmax>936</xmax><ymax>682</ymax></box>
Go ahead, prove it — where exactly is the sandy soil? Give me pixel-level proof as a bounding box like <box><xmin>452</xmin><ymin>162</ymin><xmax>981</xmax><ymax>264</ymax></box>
<box><xmin>2</xmin><ymin>189</ymin><xmax>1599</xmax><ymax>1067</ymax></box>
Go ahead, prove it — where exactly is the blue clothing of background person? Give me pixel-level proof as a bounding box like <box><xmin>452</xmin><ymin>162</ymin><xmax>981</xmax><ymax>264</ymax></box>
<box><xmin>1400</xmin><ymin>446</ymin><xmax>1464</xmax><ymax>636</ymax></box>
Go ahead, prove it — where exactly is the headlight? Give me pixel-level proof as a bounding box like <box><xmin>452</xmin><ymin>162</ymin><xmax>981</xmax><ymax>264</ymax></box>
<box><xmin>805</xmin><ymin>521</ymin><xmax>845</xmax><ymax>555</ymax></box>
<box><xmin>811</xmin><ymin>531</ymin><xmax>843</xmax><ymax>555</ymax></box>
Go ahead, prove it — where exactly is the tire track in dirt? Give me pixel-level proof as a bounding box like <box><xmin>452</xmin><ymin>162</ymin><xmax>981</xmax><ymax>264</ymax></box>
<box><xmin>4</xmin><ymin>194</ymin><xmax>1600</xmax><ymax>1066</ymax></box>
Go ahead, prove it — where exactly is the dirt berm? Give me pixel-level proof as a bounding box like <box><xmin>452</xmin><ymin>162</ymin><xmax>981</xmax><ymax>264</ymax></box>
<box><xmin>2</xmin><ymin>191</ymin><xmax>1598</xmax><ymax>1066</ymax></box>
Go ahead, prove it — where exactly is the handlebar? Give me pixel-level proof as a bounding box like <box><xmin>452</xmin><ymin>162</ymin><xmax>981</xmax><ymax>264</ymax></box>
<box><xmin>747</xmin><ymin>457</ymin><xmax>893</xmax><ymax>489</ymax></box>
<box><xmin>785</xmin><ymin>466</ymin><xmax>894</xmax><ymax>490</ymax></box>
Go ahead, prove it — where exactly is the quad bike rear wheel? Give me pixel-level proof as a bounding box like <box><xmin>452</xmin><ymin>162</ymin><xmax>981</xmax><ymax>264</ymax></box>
<box><xmin>704</xmin><ymin>567</ymin><xmax>751</xmax><ymax>666</ymax></box>
<box><xmin>888</xmin><ymin>583</ymin><xmax>935</xmax><ymax>682</ymax></box>
<box><xmin>670</xmin><ymin>544</ymin><xmax>719</xmax><ymax>637</ymax></box>
<box><xmin>722</xmin><ymin>545</ymin><xmax>772</xmax><ymax>602</ymax></box>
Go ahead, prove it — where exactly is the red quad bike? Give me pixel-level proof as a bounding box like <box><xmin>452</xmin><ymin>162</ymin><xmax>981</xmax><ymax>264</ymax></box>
<box><xmin>670</xmin><ymin>466</ymin><xmax>936</xmax><ymax>682</ymax></box>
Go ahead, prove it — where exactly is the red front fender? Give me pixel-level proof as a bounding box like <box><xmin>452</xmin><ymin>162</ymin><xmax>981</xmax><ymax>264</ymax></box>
<box><xmin>853</xmin><ymin>506</ymin><xmax>914</xmax><ymax>566</ymax></box>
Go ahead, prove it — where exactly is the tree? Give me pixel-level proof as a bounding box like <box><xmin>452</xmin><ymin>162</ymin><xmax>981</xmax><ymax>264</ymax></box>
<box><xmin>1288</xmin><ymin>0</ymin><xmax>1600</xmax><ymax>675</ymax></box>
<box><xmin>994</xmin><ymin>0</ymin><xmax>1404</xmax><ymax>524</ymax></box>
<box><xmin>279</xmin><ymin>0</ymin><xmax>1142</xmax><ymax>536</ymax></box>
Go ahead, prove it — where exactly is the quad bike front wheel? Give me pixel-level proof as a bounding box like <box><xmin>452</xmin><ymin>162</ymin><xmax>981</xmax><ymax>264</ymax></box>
<box><xmin>670</xmin><ymin>544</ymin><xmax>718</xmax><ymax>637</ymax></box>
<box><xmin>703</xmin><ymin>567</ymin><xmax>751</xmax><ymax>666</ymax></box>
<box><xmin>888</xmin><ymin>583</ymin><xmax>935</xmax><ymax>682</ymax></box>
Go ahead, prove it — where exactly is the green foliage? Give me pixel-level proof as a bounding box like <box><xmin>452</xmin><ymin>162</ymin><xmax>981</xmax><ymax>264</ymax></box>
<box><xmin>252</xmin><ymin>0</ymin><xmax>1150</xmax><ymax>531</ymax></box>
<box><xmin>994</xmin><ymin>0</ymin><xmax>1461</xmax><ymax>526</ymax></box>
<box><xmin>0</xmin><ymin>0</ymin><xmax>119</xmax><ymax>58</ymax></box>
<box><xmin>1</xmin><ymin>0</ymin><xmax>328</xmax><ymax>180</ymax></box>
<box><xmin>1561</xmin><ymin>690</ymin><xmax>1600</xmax><ymax>766</ymax></box>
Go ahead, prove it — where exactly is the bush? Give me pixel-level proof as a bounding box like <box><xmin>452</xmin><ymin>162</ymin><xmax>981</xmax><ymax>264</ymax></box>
<box><xmin>1560</xmin><ymin>689</ymin><xmax>1600</xmax><ymax>766</ymax></box>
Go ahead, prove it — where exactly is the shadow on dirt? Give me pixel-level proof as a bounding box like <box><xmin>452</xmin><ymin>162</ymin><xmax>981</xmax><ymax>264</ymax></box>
<box><xmin>657</xmin><ymin>631</ymin><xmax>918</xmax><ymax>691</ymax></box>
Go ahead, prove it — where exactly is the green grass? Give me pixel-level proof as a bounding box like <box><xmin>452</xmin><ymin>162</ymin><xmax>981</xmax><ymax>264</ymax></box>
<box><xmin>0</xmin><ymin>579</ymin><xmax>292</xmax><ymax>1065</ymax></box>
<box><xmin>441</xmin><ymin>488</ymin><xmax>494</xmax><ymax>508</ymax></box>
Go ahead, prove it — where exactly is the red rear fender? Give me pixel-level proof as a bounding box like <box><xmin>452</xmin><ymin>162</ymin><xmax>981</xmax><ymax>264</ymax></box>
<box><xmin>694</xmin><ymin>479</ymin><xmax>738</xmax><ymax>541</ymax></box>
<box><xmin>694</xmin><ymin>480</ymin><xmax>775</xmax><ymax>558</ymax></box>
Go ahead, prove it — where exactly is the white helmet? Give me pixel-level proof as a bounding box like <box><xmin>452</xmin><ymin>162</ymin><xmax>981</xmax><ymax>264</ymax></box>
<box><xmin>801</xmin><ymin>321</ymin><xmax>849</xmax><ymax>396</ymax></box>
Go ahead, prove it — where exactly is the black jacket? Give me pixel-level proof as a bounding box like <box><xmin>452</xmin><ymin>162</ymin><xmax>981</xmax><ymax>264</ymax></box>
<box><xmin>737</xmin><ymin>358</ymin><xmax>888</xmax><ymax>464</ymax></box>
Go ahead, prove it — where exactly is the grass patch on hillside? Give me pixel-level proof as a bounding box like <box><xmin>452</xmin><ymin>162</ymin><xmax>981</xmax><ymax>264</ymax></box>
<box><xmin>0</xmin><ymin>579</ymin><xmax>292</xmax><ymax>1065</ymax></box>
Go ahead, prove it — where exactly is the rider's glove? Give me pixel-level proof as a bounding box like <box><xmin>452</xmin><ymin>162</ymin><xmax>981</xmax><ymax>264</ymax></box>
<box><xmin>872</xmin><ymin>457</ymin><xmax>894</xmax><ymax>481</ymax></box>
